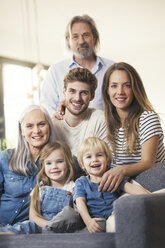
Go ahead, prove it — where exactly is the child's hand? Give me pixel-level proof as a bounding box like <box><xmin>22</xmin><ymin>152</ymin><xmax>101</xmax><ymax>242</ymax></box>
<box><xmin>86</xmin><ymin>218</ymin><xmax>105</xmax><ymax>233</ymax></box>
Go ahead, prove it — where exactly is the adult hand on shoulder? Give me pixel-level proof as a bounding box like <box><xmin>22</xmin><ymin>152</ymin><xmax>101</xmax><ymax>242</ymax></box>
<box><xmin>98</xmin><ymin>166</ymin><xmax>126</xmax><ymax>193</ymax></box>
<box><xmin>53</xmin><ymin>111</ymin><xmax>64</xmax><ymax>120</ymax></box>
<box><xmin>53</xmin><ymin>100</ymin><xmax>66</xmax><ymax>120</ymax></box>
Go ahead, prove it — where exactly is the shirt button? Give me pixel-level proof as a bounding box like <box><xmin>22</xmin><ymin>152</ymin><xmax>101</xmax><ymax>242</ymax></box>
<box><xmin>15</xmin><ymin>211</ymin><xmax>18</xmax><ymax>213</ymax></box>
<box><xmin>22</xmin><ymin>200</ymin><xmax>25</xmax><ymax>203</ymax></box>
<box><xmin>30</xmin><ymin>188</ymin><xmax>33</xmax><ymax>191</ymax></box>
<box><xmin>67</xmin><ymin>191</ymin><xmax>71</xmax><ymax>195</ymax></box>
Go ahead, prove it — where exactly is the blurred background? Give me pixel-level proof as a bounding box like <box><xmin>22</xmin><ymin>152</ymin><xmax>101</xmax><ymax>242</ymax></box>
<box><xmin>0</xmin><ymin>0</ymin><xmax>165</xmax><ymax>147</ymax></box>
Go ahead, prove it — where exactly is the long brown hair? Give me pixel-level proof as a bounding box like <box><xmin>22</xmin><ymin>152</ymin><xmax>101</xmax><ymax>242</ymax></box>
<box><xmin>30</xmin><ymin>141</ymin><xmax>76</xmax><ymax>219</ymax></box>
<box><xmin>102</xmin><ymin>62</ymin><xmax>154</xmax><ymax>155</ymax></box>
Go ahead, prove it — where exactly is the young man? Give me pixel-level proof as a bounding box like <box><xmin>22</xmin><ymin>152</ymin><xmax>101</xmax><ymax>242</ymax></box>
<box><xmin>40</xmin><ymin>15</ymin><xmax>114</xmax><ymax>117</ymax></box>
<box><xmin>52</xmin><ymin>67</ymin><xmax>108</xmax><ymax>157</ymax></box>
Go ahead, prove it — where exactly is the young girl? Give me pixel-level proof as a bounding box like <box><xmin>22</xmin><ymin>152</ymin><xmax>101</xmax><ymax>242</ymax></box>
<box><xmin>100</xmin><ymin>62</ymin><xmax>165</xmax><ymax>193</ymax></box>
<box><xmin>29</xmin><ymin>141</ymin><xmax>79</xmax><ymax>231</ymax></box>
<box><xmin>74</xmin><ymin>137</ymin><xmax>149</xmax><ymax>233</ymax></box>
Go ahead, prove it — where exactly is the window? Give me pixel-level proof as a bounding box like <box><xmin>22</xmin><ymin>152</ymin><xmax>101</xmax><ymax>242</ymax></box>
<box><xmin>0</xmin><ymin>57</ymin><xmax>48</xmax><ymax>148</ymax></box>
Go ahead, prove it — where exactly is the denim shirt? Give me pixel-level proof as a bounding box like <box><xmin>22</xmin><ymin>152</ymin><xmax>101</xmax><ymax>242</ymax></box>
<box><xmin>73</xmin><ymin>176</ymin><xmax>126</xmax><ymax>220</ymax></box>
<box><xmin>0</xmin><ymin>149</ymin><xmax>38</xmax><ymax>225</ymax></box>
<box><xmin>40</xmin><ymin>184</ymin><xmax>73</xmax><ymax>221</ymax></box>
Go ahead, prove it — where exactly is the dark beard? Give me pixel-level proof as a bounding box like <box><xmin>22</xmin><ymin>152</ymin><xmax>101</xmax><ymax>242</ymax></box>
<box><xmin>66</xmin><ymin>104</ymin><xmax>88</xmax><ymax>116</ymax></box>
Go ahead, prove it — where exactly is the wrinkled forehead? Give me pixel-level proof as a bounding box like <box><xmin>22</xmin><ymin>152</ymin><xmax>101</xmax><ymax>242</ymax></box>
<box><xmin>21</xmin><ymin>109</ymin><xmax>47</xmax><ymax>125</ymax></box>
<box><xmin>70</xmin><ymin>21</ymin><xmax>92</xmax><ymax>33</ymax></box>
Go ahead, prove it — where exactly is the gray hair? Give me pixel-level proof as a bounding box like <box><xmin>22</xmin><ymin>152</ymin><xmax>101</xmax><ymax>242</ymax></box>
<box><xmin>65</xmin><ymin>14</ymin><xmax>100</xmax><ymax>54</ymax></box>
<box><xmin>9</xmin><ymin>105</ymin><xmax>55</xmax><ymax>176</ymax></box>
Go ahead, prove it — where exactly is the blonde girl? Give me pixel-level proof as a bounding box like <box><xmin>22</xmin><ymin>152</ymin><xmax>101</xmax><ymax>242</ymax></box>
<box><xmin>29</xmin><ymin>141</ymin><xmax>76</xmax><ymax>228</ymax></box>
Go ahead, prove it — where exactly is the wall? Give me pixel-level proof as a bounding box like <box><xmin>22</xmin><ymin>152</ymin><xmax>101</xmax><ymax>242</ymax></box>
<box><xmin>0</xmin><ymin>0</ymin><xmax>165</xmax><ymax>129</ymax></box>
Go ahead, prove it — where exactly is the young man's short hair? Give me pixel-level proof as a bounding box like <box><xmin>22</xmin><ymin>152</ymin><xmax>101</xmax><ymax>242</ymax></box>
<box><xmin>64</xmin><ymin>68</ymin><xmax>97</xmax><ymax>96</ymax></box>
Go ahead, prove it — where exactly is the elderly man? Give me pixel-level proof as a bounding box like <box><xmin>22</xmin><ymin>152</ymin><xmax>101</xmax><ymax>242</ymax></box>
<box><xmin>40</xmin><ymin>15</ymin><xmax>114</xmax><ymax>117</ymax></box>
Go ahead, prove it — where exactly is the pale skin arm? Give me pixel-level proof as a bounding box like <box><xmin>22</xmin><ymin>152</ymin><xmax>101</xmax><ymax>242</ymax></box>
<box><xmin>76</xmin><ymin>197</ymin><xmax>105</xmax><ymax>233</ymax></box>
<box><xmin>29</xmin><ymin>202</ymin><xmax>49</xmax><ymax>228</ymax></box>
<box><xmin>122</xmin><ymin>181</ymin><xmax>149</xmax><ymax>195</ymax></box>
<box><xmin>98</xmin><ymin>135</ymin><xmax>159</xmax><ymax>193</ymax></box>
<box><xmin>53</xmin><ymin>100</ymin><xmax>65</xmax><ymax>119</ymax></box>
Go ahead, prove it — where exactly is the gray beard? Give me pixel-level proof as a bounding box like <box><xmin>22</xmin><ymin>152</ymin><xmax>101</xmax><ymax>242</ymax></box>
<box><xmin>74</xmin><ymin>47</ymin><xmax>93</xmax><ymax>59</ymax></box>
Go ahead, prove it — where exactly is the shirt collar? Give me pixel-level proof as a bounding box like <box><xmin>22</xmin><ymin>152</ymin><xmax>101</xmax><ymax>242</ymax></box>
<box><xmin>68</xmin><ymin>55</ymin><xmax>104</xmax><ymax>72</ymax></box>
<box><xmin>96</xmin><ymin>56</ymin><xmax>105</xmax><ymax>66</ymax></box>
<box><xmin>92</xmin><ymin>56</ymin><xmax>104</xmax><ymax>73</ymax></box>
<box><xmin>68</xmin><ymin>57</ymin><xmax>79</xmax><ymax>68</ymax></box>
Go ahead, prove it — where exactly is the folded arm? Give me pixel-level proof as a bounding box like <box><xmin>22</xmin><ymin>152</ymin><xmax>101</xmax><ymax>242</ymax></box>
<box><xmin>99</xmin><ymin>135</ymin><xmax>159</xmax><ymax>193</ymax></box>
<box><xmin>123</xmin><ymin>181</ymin><xmax>149</xmax><ymax>195</ymax></box>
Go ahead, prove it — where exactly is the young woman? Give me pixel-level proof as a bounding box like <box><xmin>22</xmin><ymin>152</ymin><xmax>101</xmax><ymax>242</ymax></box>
<box><xmin>100</xmin><ymin>62</ymin><xmax>165</xmax><ymax>193</ymax></box>
<box><xmin>74</xmin><ymin>137</ymin><xmax>148</xmax><ymax>233</ymax></box>
<box><xmin>29</xmin><ymin>141</ymin><xmax>78</xmax><ymax>231</ymax></box>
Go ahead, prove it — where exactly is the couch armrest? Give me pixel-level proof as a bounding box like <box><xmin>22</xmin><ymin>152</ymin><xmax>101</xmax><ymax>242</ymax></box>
<box><xmin>114</xmin><ymin>193</ymin><xmax>165</xmax><ymax>248</ymax></box>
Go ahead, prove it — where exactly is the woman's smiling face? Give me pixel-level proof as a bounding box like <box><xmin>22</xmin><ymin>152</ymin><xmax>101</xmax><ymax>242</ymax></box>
<box><xmin>21</xmin><ymin>109</ymin><xmax>50</xmax><ymax>152</ymax></box>
<box><xmin>108</xmin><ymin>70</ymin><xmax>134</xmax><ymax>115</ymax></box>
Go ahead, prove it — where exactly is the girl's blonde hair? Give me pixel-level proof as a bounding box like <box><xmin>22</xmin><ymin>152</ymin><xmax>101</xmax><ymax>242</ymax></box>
<box><xmin>30</xmin><ymin>141</ymin><xmax>76</xmax><ymax>219</ymax></box>
<box><xmin>77</xmin><ymin>137</ymin><xmax>112</xmax><ymax>170</ymax></box>
<box><xmin>102</xmin><ymin>62</ymin><xmax>155</xmax><ymax>155</ymax></box>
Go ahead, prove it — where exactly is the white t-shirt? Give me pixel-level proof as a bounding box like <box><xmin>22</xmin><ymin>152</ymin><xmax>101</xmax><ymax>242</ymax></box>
<box><xmin>62</xmin><ymin>181</ymin><xmax>75</xmax><ymax>193</ymax></box>
<box><xmin>52</xmin><ymin>108</ymin><xmax>109</xmax><ymax>156</ymax></box>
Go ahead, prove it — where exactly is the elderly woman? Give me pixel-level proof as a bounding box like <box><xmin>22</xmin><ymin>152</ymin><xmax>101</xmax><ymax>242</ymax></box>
<box><xmin>0</xmin><ymin>105</ymin><xmax>54</xmax><ymax>231</ymax></box>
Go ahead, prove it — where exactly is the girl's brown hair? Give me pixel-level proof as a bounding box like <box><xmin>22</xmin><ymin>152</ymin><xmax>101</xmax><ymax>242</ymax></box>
<box><xmin>30</xmin><ymin>141</ymin><xmax>76</xmax><ymax>220</ymax></box>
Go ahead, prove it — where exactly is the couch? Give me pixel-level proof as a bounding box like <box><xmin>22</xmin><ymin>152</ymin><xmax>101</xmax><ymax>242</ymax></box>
<box><xmin>0</xmin><ymin>163</ymin><xmax>165</xmax><ymax>248</ymax></box>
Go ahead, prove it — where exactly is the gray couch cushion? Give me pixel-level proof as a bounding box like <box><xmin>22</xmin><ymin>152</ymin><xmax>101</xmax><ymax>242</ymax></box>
<box><xmin>133</xmin><ymin>163</ymin><xmax>165</xmax><ymax>192</ymax></box>
<box><xmin>0</xmin><ymin>233</ymin><xmax>115</xmax><ymax>248</ymax></box>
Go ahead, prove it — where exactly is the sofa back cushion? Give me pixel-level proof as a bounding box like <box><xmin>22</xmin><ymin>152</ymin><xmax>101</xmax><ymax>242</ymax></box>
<box><xmin>133</xmin><ymin>163</ymin><xmax>165</xmax><ymax>192</ymax></box>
